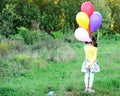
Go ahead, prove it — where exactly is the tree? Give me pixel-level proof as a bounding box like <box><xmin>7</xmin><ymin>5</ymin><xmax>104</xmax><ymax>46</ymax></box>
<box><xmin>108</xmin><ymin>0</ymin><xmax>120</xmax><ymax>33</ymax></box>
<box><xmin>0</xmin><ymin>4</ymin><xmax>21</xmax><ymax>37</ymax></box>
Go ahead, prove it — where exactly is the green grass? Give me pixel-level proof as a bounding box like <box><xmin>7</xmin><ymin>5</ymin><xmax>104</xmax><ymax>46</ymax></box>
<box><xmin>0</xmin><ymin>39</ymin><xmax>120</xmax><ymax>96</ymax></box>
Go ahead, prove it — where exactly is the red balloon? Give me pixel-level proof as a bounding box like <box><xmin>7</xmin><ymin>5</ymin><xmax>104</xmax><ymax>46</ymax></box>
<box><xmin>81</xmin><ymin>1</ymin><xmax>94</xmax><ymax>17</ymax></box>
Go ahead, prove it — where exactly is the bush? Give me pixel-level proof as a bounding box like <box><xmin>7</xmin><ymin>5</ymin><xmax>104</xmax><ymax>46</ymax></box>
<box><xmin>7</xmin><ymin>54</ymin><xmax>32</xmax><ymax>77</ymax></box>
<box><xmin>14</xmin><ymin>54</ymin><xmax>31</xmax><ymax>67</ymax></box>
<box><xmin>0</xmin><ymin>39</ymin><xmax>12</xmax><ymax>56</ymax></box>
<box><xmin>53</xmin><ymin>44</ymin><xmax>76</xmax><ymax>62</ymax></box>
<box><xmin>0</xmin><ymin>39</ymin><xmax>28</xmax><ymax>56</ymax></box>
<box><xmin>0</xmin><ymin>52</ymin><xmax>47</xmax><ymax>78</ymax></box>
<box><xmin>36</xmin><ymin>38</ymin><xmax>76</xmax><ymax>63</ymax></box>
<box><xmin>0</xmin><ymin>56</ymin><xmax>14</xmax><ymax>79</ymax></box>
<box><xmin>51</xmin><ymin>30</ymin><xmax>63</xmax><ymax>39</ymax></box>
<box><xmin>30</xmin><ymin>56</ymin><xmax>47</xmax><ymax>69</ymax></box>
<box><xmin>0</xmin><ymin>4</ymin><xmax>21</xmax><ymax>37</ymax></box>
<box><xmin>15</xmin><ymin>1</ymin><xmax>40</xmax><ymax>28</ymax></box>
<box><xmin>17</xmin><ymin>27</ymin><xmax>41</xmax><ymax>44</ymax></box>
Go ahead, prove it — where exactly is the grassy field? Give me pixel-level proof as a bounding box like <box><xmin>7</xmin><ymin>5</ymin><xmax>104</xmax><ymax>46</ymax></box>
<box><xmin>0</xmin><ymin>39</ymin><xmax>120</xmax><ymax>96</ymax></box>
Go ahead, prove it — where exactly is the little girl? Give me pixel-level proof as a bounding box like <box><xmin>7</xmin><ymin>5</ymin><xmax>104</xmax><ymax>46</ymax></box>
<box><xmin>81</xmin><ymin>35</ymin><xmax>100</xmax><ymax>92</ymax></box>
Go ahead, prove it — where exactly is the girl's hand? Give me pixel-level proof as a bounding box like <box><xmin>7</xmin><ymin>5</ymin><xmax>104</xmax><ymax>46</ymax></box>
<box><xmin>85</xmin><ymin>65</ymin><xmax>91</xmax><ymax>70</ymax></box>
<box><xmin>87</xmin><ymin>65</ymin><xmax>91</xmax><ymax>69</ymax></box>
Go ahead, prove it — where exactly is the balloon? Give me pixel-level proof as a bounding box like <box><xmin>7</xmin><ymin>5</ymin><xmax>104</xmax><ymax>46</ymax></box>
<box><xmin>90</xmin><ymin>12</ymin><xmax>102</xmax><ymax>32</ymax></box>
<box><xmin>87</xmin><ymin>26</ymin><xmax>92</xmax><ymax>35</ymax></box>
<box><xmin>81</xmin><ymin>1</ymin><xmax>94</xmax><ymax>17</ymax></box>
<box><xmin>74</xmin><ymin>27</ymin><xmax>92</xmax><ymax>42</ymax></box>
<box><xmin>76</xmin><ymin>12</ymin><xmax>89</xmax><ymax>29</ymax></box>
<box><xmin>94</xmin><ymin>11</ymin><xmax>102</xmax><ymax>16</ymax></box>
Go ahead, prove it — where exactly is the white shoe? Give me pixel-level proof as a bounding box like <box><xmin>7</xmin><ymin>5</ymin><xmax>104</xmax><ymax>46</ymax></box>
<box><xmin>83</xmin><ymin>88</ymin><xmax>88</xmax><ymax>93</ymax></box>
<box><xmin>85</xmin><ymin>89</ymin><xmax>88</xmax><ymax>92</ymax></box>
<box><xmin>88</xmin><ymin>88</ymin><xmax>95</xmax><ymax>93</ymax></box>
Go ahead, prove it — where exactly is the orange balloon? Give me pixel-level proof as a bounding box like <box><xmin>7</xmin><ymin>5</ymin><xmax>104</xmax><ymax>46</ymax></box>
<box><xmin>87</xmin><ymin>26</ymin><xmax>92</xmax><ymax>35</ymax></box>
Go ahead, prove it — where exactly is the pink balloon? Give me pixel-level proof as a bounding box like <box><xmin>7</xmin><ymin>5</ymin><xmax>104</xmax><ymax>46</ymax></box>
<box><xmin>74</xmin><ymin>27</ymin><xmax>92</xmax><ymax>42</ymax></box>
<box><xmin>81</xmin><ymin>1</ymin><xmax>94</xmax><ymax>17</ymax></box>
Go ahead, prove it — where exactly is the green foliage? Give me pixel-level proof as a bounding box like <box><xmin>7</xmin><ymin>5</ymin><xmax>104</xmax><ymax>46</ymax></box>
<box><xmin>51</xmin><ymin>30</ymin><xmax>63</xmax><ymax>39</ymax></box>
<box><xmin>0</xmin><ymin>56</ymin><xmax>15</xmax><ymax>79</ymax></box>
<box><xmin>0</xmin><ymin>39</ymin><xmax>12</xmax><ymax>56</ymax></box>
<box><xmin>9</xmin><ymin>34</ymin><xmax>24</xmax><ymax>41</ymax></box>
<box><xmin>0</xmin><ymin>0</ymin><xmax>120</xmax><ymax>39</ymax></box>
<box><xmin>17</xmin><ymin>27</ymin><xmax>40</xmax><ymax>44</ymax></box>
<box><xmin>0</xmin><ymin>4</ymin><xmax>21</xmax><ymax>37</ymax></box>
<box><xmin>15</xmin><ymin>1</ymin><xmax>40</xmax><ymax>28</ymax></box>
<box><xmin>40</xmin><ymin>3</ymin><xmax>61</xmax><ymax>32</ymax></box>
<box><xmin>0</xmin><ymin>87</ymin><xmax>17</xmax><ymax>96</ymax></box>
<box><xmin>30</xmin><ymin>56</ymin><xmax>47</xmax><ymax>69</ymax></box>
<box><xmin>36</xmin><ymin>38</ymin><xmax>76</xmax><ymax>63</ymax></box>
<box><xmin>107</xmin><ymin>0</ymin><xmax>120</xmax><ymax>32</ymax></box>
<box><xmin>0</xmin><ymin>38</ymin><xmax>28</xmax><ymax>57</ymax></box>
<box><xmin>14</xmin><ymin>54</ymin><xmax>31</xmax><ymax>66</ymax></box>
<box><xmin>0</xmin><ymin>35</ymin><xmax>5</xmax><ymax>41</ymax></box>
<box><xmin>39</xmin><ymin>0</ymin><xmax>84</xmax><ymax>33</ymax></box>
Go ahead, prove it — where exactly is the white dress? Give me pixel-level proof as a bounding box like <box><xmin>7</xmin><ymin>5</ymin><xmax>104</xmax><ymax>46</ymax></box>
<box><xmin>81</xmin><ymin>60</ymin><xmax>100</xmax><ymax>73</ymax></box>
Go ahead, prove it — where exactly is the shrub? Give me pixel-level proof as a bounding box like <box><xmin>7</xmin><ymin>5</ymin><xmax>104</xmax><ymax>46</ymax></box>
<box><xmin>17</xmin><ymin>27</ymin><xmax>41</xmax><ymax>44</ymax></box>
<box><xmin>8</xmin><ymin>54</ymin><xmax>32</xmax><ymax>77</ymax></box>
<box><xmin>0</xmin><ymin>39</ymin><xmax>12</xmax><ymax>56</ymax></box>
<box><xmin>37</xmin><ymin>38</ymin><xmax>76</xmax><ymax>63</ymax></box>
<box><xmin>6</xmin><ymin>53</ymin><xmax>47</xmax><ymax>77</ymax></box>
<box><xmin>54</xmin><ymin>44</ymin><xmax>76</xmax><ymax>62</ymax></box>
<box><xmin>0</xmin><ymin>56</ymin><xmax>14</xmax><ymax>79</ymax></box>
<box><xmin>12</xmin><ymin>54</ymin><xmax>31</xmax><ymax>68</ymax></box>
<box><xmin>11</xmin><ymin>40</ymin><xmax>28</xmax><ymax>53</ymax></box>
<box><xmin>0</xmin><ymin>4</ymin><xmax>21</xmax><ymax>37</ymax></box>
<box><xmin>30</xmin><ymin>56</ymin><xmax>47</xmax><ymax>69</ymax></box>
<box><xmin>15</xmin><ymin>1</ymin><xmax>40</xmax><ymax>28</ymax></box>
<box><xmin>9</xmin><ymin>34</ymin><xmax>24</xmax><ymax>41</ymax></box>
<box><xmin>0</xmin><ymin>39</ymin><xmax>28</xmax><ymax>56</ymax></box>
<box><xmin>51</xmin><ymin>30</ymin><xmax>63</xmax><ymax>39</ymax></box>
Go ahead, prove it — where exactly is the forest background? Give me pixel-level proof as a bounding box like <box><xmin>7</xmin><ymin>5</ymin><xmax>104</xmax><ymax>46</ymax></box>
<box><xmin>0</xmin><ymin>0</ymin><xmax>120</xmax><ymax>39</ymax></box>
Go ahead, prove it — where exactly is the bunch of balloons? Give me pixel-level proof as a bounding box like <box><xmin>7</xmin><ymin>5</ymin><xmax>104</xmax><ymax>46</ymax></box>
<box><xmin>75</xmin><ymin>1</ymin><xmax>102</xmax><ymax>42</ymax></box>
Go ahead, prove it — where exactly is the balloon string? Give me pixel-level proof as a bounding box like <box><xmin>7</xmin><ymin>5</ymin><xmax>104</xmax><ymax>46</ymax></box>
<box><xmin>97</xmin><ymin>29</ymin><xmax>99</xmax><ymax>41</ymax></box>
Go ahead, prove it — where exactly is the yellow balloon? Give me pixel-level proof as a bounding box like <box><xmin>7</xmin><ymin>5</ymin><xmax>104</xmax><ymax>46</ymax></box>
<box><xmin>76</xmin><ymin>12</ymin><xmax>89</xmax><ymax>29</ymax></box>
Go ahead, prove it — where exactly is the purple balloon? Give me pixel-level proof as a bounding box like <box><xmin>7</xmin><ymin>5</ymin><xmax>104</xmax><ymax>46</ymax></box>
<box><xmin>90</xmin><ymin>12</ymin><xmax>102</xmax><ymax>32</ymax></box>
<box><xmin>94</xmin><ymin>11</ymin><xmax>102</xmax><ymax>16</ymax></box>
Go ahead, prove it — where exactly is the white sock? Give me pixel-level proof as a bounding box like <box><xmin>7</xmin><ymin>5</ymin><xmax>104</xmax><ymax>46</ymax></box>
<box><xmin>89</xmin><ymin>72</ymin><xmax>94</xmax><ymax>88</ymax></box>
<box><xmin>84</xmin><ymin>72</ymin><xmax>89</xmax><ymax>88</ymax></box>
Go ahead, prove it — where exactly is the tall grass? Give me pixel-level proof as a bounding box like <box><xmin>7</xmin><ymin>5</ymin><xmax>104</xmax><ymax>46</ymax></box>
<box><xmin>0</xmin><ymin>37</ymin><xmax>120</xmax><ymax>96</ymax></box>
